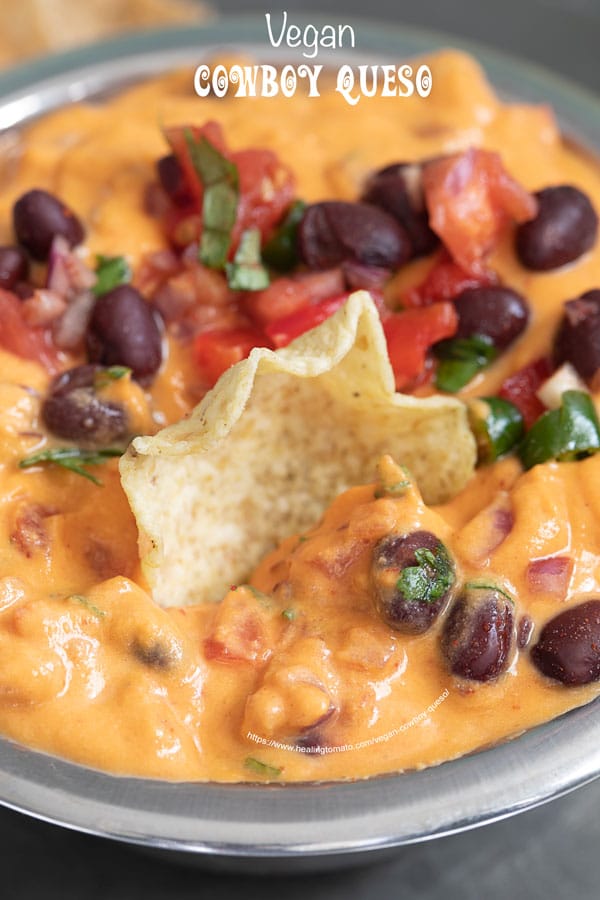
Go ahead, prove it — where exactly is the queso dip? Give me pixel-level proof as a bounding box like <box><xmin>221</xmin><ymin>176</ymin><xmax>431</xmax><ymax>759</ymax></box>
<box><xmin>0</xmin><ymin>50</ymin><xmax>600</xmax><ymax>781</ymax></box>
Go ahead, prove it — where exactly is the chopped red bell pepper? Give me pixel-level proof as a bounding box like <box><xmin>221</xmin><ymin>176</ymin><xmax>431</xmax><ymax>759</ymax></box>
<box><xmin>404</xmin><ymin>252</ymin><xmax>497</xmax><ymax>307</ymax></box>
<box><xmin>193</xmin><ymin>327</ymin><xmax>268</xmax><ymax>386</ymax></box>
<box><xmin>243</xmin><ymin>270</ymin><xmax>344</xmax><ymax>328</ymax></box>
<box><xmin>498</xmin><ymin>357</ymin><xmax>553</xmax><ymax>429</ymax></box>
<box><xmin>265</xmin><ymin>294</ymin><xmax>349</xmax><ymax>348</ymax></box>
<box><xmin>383</xmin><ymin>302</ymin><xmax>458</xmax><ymax>391</ymax></box>
<box><xmin>422</xmin><ymin>148</ymin><xmax>537</xmax><ymax>277</ymax></box>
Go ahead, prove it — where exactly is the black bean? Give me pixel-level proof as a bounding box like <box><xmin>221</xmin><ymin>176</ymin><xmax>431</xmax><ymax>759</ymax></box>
<box><xmin>0</xmin><ymin>245</ymin><xmax>29</xmax><ymax>290</ymax></box>
<box><xmin>41</xmin><ymin>364</ymin><xmax>128</xmax><ymax>447</ymax></box>
<box><xmin>441</xmin><ymin>585</ymin><xmax>515</xmax><ymax>682</ymax></box>
<box><xmin>298</xmin><ymin>201</ymin><xmax>412</xmax><ymax>271</ymax></box>
<box><xmin>156</xmin><ymin>154</ymin><xmax>189</xmax><ymax>205</ymax></box>
<box><xmin>371</xmin><ymin>530</ymin><xmax>455</xmax><ymax>635</ymax></box>
<box><xmin>554</xmin><ymin>289</ymin><xmax>600</xmax><ymax>385</ymax></box>
<box><xmin>361</xmin><ymin>162</ymin><xmax>439</xmax><ymax>257</ymax></box>
<box><xmin>86</xmin><ymin>285</ymin><xmax>162</xmax><ymax>381</ymax></box>
<box><xmin>454</xmin><ymin>286</ymin><xmax>530</xmax><ymax>349</ymax></box>
<box><xmin>13</xmin><ymin>189</ymin><xmax>84</xmax><ymax>261</ymax></box>
<box><xmin>531</xmin><ymin>600</ymin><xmax>600</xmax><ymax>686</ymax></box>
<box><xmin>516</xmin><ymin>185</ymin><xmax>598</xmax><ymax>271</ymax></box>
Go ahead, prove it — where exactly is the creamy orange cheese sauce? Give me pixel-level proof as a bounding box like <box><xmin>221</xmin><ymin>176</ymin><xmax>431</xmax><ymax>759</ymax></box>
<box><xmin>1</xmin><ymin>50</ymin><xmax>600</xmax><ymax>781</ymax></box>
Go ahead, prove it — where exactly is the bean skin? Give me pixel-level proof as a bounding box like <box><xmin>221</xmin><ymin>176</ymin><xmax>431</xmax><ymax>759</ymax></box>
<box><xmin>371</xmin><ymin>530</ymin><xmax>455</xmax><ymax>635</ymax></box>
<box><xmin>553</xmin><ymin>290</ymin><xmax>600</xmax><ymax>385</ymax></box>
<box><xmin>531</xmin><ymin>600</ymin><xmax>600</xmax><ymax>686</ymax></box>
<box><xmin>516</xmin><ymin>185</ymin><xmax>598</xmax><ymax>271</ymax></box>
<box><xmin>41</xmin><ymin>364</ymin><xmax>129</xmax><ymax>447</ymax></box>
<box><xmin>0</xmin><ymin>245</ymin><xmax>29</xmax><ymax>290</ymax></box>
<box><xmin>86</xmin><ymin>285</ymin><xmax>162</xmax><ymax>381</ymax></box>
<box><xmin>361</xmin><ymin>162</ymin><xmax>439</xmax><ymax>257</ymax></box>
<box><xmin>454</xmin><ymin>286</ymin><xmax>530</xmax><ymax>349</ymax></box>
<box><xmin>298</xmin><ymin>201</ymin><xmax>413</xmax><ymax>271</ymax></box>
<box><xmin>441</xmin><ymin>585</ymin><xmax>515</xmax><ymax>682</ymax></box>
<box><xmin>13</xmin><ymin>189</ymin><xmax>84</xmax><ymax>261</ymax></box>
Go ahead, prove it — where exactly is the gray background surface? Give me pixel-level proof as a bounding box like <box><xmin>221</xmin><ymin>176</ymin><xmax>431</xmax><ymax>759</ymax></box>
<box><xmin>3</xmin><ymin>0</ymin><xmax>600</xmax><ymax>896</ymax></box>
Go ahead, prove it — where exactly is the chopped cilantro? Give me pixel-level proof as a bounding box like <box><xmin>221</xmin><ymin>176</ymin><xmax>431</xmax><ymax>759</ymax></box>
<box><xmin>465</xmin><ymin>581</ymin><xmax>514</xmax><ymax>604</ymax></box>
<box><xmin>93</xmin><ymin>365</ymin><xmax>131</xmax><ymax>391</ymax></box>
<box><xmin>93</xmin><ymin>255</ymin><xmax>131</xmax><ymax>296</ymax></box>
<box><xmin>184</xmin><ymin>131</ymin><xmax>239</xmax><ymax>269</ymax></box>
<box><xmin>226</xmin><ymin>227</ymin><xmax>270</xmax><ymax>291</ymax></box>
<box><xmin>19</xmin><ymin>447</ymin><xmax>123</xmax><ymax>486</ymax></box>
<box><xmin>244</xmin><ymin>757</ymin><xmax>282</xmax><ymax>778</ymax></box>
<box><xmin>70</xmin><ymin>594</ymin><xmax>106</xmax><ymax>619</ymax></box>
<box><xmin>397</xmin><ymin>545</ymin><xmax>455</xmax><ymax>604</ymax></box>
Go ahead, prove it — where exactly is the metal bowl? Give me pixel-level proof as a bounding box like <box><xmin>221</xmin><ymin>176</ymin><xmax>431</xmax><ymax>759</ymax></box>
<box><xmin>1</xmin><ymin>16</ymin><xmax>600</xmax><ymax>872</ymax></box>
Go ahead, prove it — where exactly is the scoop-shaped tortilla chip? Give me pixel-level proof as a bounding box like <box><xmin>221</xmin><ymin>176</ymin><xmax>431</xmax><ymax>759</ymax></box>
<box><xmin>120</xmin><ymin>292</ymin><xmax>475</xmax><ymax>607</ymax></box>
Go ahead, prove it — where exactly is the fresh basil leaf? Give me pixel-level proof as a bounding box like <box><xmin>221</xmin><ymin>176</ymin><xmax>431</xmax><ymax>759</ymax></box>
<box><xmin>93</xmin><ymin>255</ymin><xmax>131</xmax><ymax>296</ymax></box>
<box><xmin>434</xmin><ymin>334</ymin><xmax>497</xmax><ymax>392</ymax></box>
<box><xmin>226</xmin><ymin>228</ymin><xmax>270</xmax><ymax>291</ymax></box>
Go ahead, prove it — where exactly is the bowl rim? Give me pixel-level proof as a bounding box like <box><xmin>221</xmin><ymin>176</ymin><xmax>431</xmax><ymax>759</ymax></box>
<box><xmin>1</xmin><ymin>14</ymin><xmax>600</xmax><ymax>859</ymax></box>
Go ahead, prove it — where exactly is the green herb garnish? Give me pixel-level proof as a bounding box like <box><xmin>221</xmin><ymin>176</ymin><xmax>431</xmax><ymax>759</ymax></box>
<box><xmin>93</xmin><ymin>255</ymin><xmax>131</xmax><ymax>296</ymax></box>
<box><xmin>465</xmin><ymin>581</ymin><xmax>514</xmax><ymax>604</ymax></box>
<box><xmin>374</xmin><ymin>480</ymin><xmax>411</xmax><ymax>499</ymax></box>
<box><xmin>226</xmin><ymin>227</ymin><xmax>270</xmax><ymax>291</ymax></box>
<box><xmin>184</xmin><ymin>131</ymin><xmax>239</xmax><ymax>269</ymax></box>
<box><xmin>518</xmin><ymin>390</ymin><xmax>600</xmax><ymax>470</ymax></box>
<box><xmin>397</xmin><ymin>544</ymin><xmax>455</xmax><ymax>604</ymax></box>
<box><xmin>19</xmin><ymin>447</ymin><xmax>123</xmax><ymax>485</ymax></box>
<box><xmin>244</xmin><ymin>757</ymin><xmax>282</xmax><ymax>778</ymax></box>
<box><xmin>70</xmin><ymin>594</ymin><xmax>106</xmax><ymax>619</ymax></box>
<box><xmin>93</xmin><ymin>365</ymin><xmax>131</xmax><ymax>391</ymax></box>
<box><xmin>434</xmin><ymin>334</ymin><xmax>497</xmax><ymax>392</ymax></box>
<box><xmin>243</xmin><ymin>584</ymin><xmax>274</xmax><ymax>609</ymax></box>
<box><xmin>282</xmin><ymin>608</ymin><xmax>296</xmax><ymax>621</ymax></box>
<box><xmin>262</xmin><ymin>200</ymin><xmax>306</xmax><ymax>271</ymax></box>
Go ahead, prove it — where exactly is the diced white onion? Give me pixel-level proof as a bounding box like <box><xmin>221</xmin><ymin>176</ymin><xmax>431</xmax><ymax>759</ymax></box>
<box><xmin>536</xmin><ymin>362</ymin><xmax>587</xmax><ymax>410</ymax></box>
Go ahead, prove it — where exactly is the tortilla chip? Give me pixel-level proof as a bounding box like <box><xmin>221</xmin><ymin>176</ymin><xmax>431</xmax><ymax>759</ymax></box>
<box><xmin>120</xmin><ymin>292</ymin><xmax>476</xmax><ymax>607</ymax></box>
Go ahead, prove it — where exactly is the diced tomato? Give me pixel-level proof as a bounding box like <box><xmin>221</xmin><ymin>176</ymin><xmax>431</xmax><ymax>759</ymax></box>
<box><xmin>0</xmin><ymin>289</ymin><xmax>59</xmax><ymax>371</ymax></box>
<box><xmin>422</xmin><ymin>148</ymin><xmax>538</xmax><ymax>276</ymax></box>
<box><xmin>498</xmin><ymin>357</ymin><xmax>553</xmax><ymax>428</ymax></box>
<box><xmin>383</xmin><ymin>302</ymin><xmax>458</xmax><ymax>391</ymax></box>
<box><xmin>404</xmin><ymin>251</ymin><xmax>497</xmax><ymax>307</ymax></box>
<box><xmin>232</xmin><ymin>148</ymin><xmax>295</xmax><ymax>246</ymax></box>
<box><xmin>265</xmin><ymin>294</ymin><xmax>349</xmax><ymax>348</ymax></box>
<box><xmin>244</xmin><ymin>269</ymin><xmax>345</xmax><ymax>327</ymax></box>
<box><xmin>165</xmin><ymin>124</ymin><xmax>295</xmax><ymax>256</ymax></box>
<box><xmin>165</xmin><ymin>121</ymin><xmax>228</xmax><ymax>205</ymax></box>
<box><xmin>204</xmin><ymin>587</ymin><xmax>278</xmax><ymax>664</ymax></box>
<box><xmin>193</xmin><ymin>327</ymin><xmax>268</xmax><ymax>386</ymax></box>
